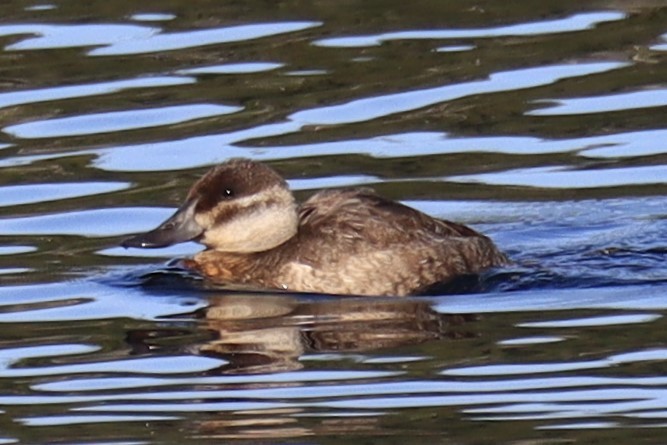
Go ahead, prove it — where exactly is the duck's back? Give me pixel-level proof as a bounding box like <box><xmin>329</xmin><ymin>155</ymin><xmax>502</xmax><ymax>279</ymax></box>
<box><xmin>270</xmin><ymin>188</ymin><xmax>507</xmax><ymax>296</ymax></box>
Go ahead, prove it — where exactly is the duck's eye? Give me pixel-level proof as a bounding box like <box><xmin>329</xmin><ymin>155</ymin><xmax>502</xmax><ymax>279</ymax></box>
<box><xmin>223</xmin><ymin>188</ymin><xmax>234</xmax><ymax>198</ymax></box>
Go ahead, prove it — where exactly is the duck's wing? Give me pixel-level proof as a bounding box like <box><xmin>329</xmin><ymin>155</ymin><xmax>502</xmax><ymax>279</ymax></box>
<box><xmin>276</xmin><ymin>188</ymin><xmax>507</xmax><ymax>296</ymax></box>
<box><xmin>298</xmin><ymin>188</ymin><xmax>485</xmax><ymax>244</ymax></box>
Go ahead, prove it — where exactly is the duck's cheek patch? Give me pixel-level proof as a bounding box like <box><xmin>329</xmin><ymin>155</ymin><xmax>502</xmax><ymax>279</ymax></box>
<box><xmin>195</xmin><ymin>204</ymin><xmax>250</xmax><ymax>230</ymax></box>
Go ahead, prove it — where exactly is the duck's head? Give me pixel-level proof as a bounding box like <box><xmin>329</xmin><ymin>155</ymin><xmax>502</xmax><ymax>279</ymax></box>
<box><xmin>122</xmin><ymin>159</ymin><xmax>298</xmax><ymax>253</ymax></box>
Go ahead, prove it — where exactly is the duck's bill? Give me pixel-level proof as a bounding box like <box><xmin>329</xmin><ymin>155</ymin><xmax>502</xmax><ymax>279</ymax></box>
<box><xmin>121</xmin><ymin>200</ymin><xmax>203</xmax><ymax>249</ymax></box>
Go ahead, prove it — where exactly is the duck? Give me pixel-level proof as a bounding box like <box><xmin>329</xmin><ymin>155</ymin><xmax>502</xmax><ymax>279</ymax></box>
<box><xmin>121</xmin><ymin>158</ymin><xmax>508</xmax><ymax>296</ymax></box>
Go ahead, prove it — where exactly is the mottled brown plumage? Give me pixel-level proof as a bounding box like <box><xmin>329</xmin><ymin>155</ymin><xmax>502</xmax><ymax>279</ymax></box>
<box><xmin>122</xmin><ymin>159</ymin><xmax>508</xmax><ymax>296</ymax></box>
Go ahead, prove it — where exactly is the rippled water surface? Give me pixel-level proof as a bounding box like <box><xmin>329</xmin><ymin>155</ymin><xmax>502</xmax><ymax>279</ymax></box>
<box><xmin>1</xmin><ymin>1</ymin><xmax>666</xmax><ymax>443</ymax></box>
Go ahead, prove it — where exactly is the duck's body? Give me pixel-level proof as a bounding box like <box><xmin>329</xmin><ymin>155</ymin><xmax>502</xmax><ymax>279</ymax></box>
<box><xmin>122</xmin><ymin>159</ymin><xmax>507</xmax><ymax>296</ymax></box>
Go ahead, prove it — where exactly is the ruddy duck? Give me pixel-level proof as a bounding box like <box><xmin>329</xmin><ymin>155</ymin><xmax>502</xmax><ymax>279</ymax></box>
<box><xmin>122</xmin><ymin>159</ymin><xmax>507</xmax><ymax>296</ymax></box>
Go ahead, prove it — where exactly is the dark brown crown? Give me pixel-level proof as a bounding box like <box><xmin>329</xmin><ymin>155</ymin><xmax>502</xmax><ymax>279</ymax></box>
<box><xmin>188</xmin><ymin>159</ymin><xmax>287</xmax><ymax>212</ymax></box>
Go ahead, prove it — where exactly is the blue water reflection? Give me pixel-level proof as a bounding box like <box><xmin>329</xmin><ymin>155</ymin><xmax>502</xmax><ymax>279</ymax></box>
<box><xmin>1</xmin><ymin>21</ymin><xmax>320</xmax><ymax>55</ymax></box>
<box><xmin>4</xmin><ymin>104</ymin><xmax>240</xmax><ymax>138</ymax></box>
<box><xmin>449</xmin><ymin>165</ymin><xmax>667</xmax><ymax>188</ymax></box>
<box><xmin>0</xmin><ymin>76</ymin><xmax>194</xmax><ymax>109</ymax></box>
<box><xmin>177</xmin><ymin>62</ymin><xmax>284</xmax><ymax>75</ymax></box>
<box><xmin>0</xmin><ymin>182</ymin><xmax>129</xmax><ymax>206</ymax></box>
<box><xmin>288</xmin><ymin>62</ymin><xmax>626</xmax><ymax>125</ymax></box>
<box><xmin>530</xmin><ymin>88</ymin><xmax>667</xmax><ymax>115</ymax></box>
<box><xmin>314</xmin><ymin>11</ymin><xmax>625</xmax><ymax>47</ymax></box>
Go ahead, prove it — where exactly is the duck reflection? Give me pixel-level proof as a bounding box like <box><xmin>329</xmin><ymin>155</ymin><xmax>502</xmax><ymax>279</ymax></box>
<box><xmin>193</xmin><ymin>413</ymin><xmax>387</xmax><ymax>441</ymax></box>
<box><xmin>122</xmin><ymin>292</ymin><xmax>479</xmax><ymax>439</ymax></box>
<box><xmin>182</xmin><ymin>293</ymin><xmax>478</xmax><ymax>374</ymax></box>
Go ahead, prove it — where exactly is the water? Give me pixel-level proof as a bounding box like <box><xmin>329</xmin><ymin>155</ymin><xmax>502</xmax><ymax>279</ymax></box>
<box><xmin>0</xmin><ymin>0</ymin><xmax>666</xmax><ymax>443</ymax></box>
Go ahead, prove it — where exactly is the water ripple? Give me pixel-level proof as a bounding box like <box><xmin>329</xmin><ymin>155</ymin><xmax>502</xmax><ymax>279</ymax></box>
<box><xmin>0</xmin><ymin>354</ymin><xmax>225</xmax><ymax>378</ymax></box>
<box><xmin>4</xmin><ymin>104</ymin><xmax>240</xmax><ymax>139</ymax></box>
<box><xmin>518</xmin><ymin>313</ymin><xmax>662</xmax><ymax>328</ymax></box>
<box><xmin>0</xmin><ymin>281</ymin><xmax>205</xmax><ymax>321</ymax></box>
<box><xmin>1</xmin><ymin>23</ymin><xmax>155</xmax><ymax>51</ymax></box>
<box><xmin>431</xmin><ymin>284</ymin><xmax>667</xmax><ymax>313</ymax></box>
<box><xmin>529</xmin><ymin>88</ymin><xmax>667</xmax><ymax>115</ymax></box>
<box><xmin>21</xmin><ymin>62</ymin><xmax>624</xmax><ymax>172</ymax></box>
<box><xmin>314</xmin><ymin>11</ymin><xmax>625</xmax><ymax>47</ymax></box>
<box><xmin>177</xmin><ymin>62</ymin><xmax>284</xmax><ymax>75</ymax></box>
<box><xmin>448</xmin><ymin>164</ymin><xmax>667</xmax><ymax>189</ymax></box>
<box><xmin>34</xmin><ymin>370</ymin><xmax>400</xmax><ymax>392</ymax></box>
<box><xmin>130</xmin><ymin>13</ymin><xmax>176</xmax><ymax>22</ymax></box>
<box><xmin>0</xmin><ymin>76</ymin><xmax>194</xmax><ymax>110</ymax></box>
<box><xmin>110</xmin><ymin>128</ymin><xmax>666</xmax><ymax>171</ymax></box>
<box><xmin>0</xmin><ymin>246</ymin><xmax>35</xmax><ymax>255</ymax></box>
<box><xmin>21</xmin><ymin>414</ymin><xmax>178</xmax><ymax>426</ymax></box>
<box><xmin>0</xmin><ymin>207</ymin><xmax>173</xmax><ymax>237</ymax></box>
<box><xmin>0</xmin><ymin>182</ymin><xmax>129</xmax><ymax>206</ymax></box>
<box><xmin>6</xmin><ymin>126</ymin><xmax>664</xmax><ymax>172</ymax></box>
<box><xmin>1</xmin><ymin>21</ymin><xmax>320</xmax><ymax>55</ymax></box>
<box><xmin>289</xmin><ymin>62</ymin><xmax>626</xmax><ymax>125</ymax></box>
<box><xmin>90</xmin><ymin>22</ymin><xmax>321</xmax><ymax>56</ymax></box>
<box><xmin>651</xmin><ymin>32</ymin><xmax>667</xmax><ymax>51</ymax></box>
